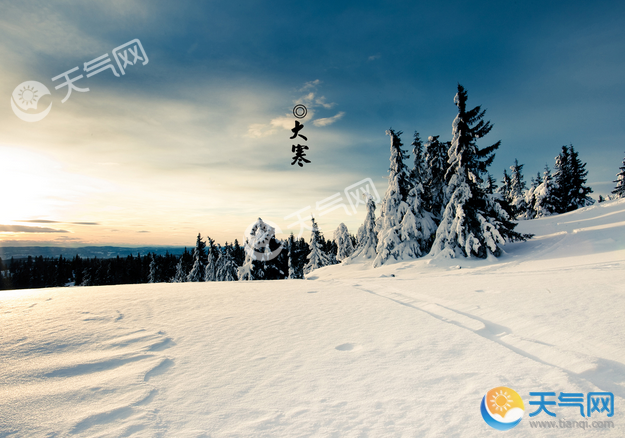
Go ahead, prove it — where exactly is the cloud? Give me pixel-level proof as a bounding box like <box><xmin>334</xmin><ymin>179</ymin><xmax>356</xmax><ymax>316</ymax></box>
<box><xmin>246</xmin><ymin>79</ymin><xmax>338</xmax><ymax>136</ymax></box>
<box><xmin>315</xmin><ymin>96</ymin><xmax>335</xmax><ymax>109</ymax></box>
<box><xmin>0</xmin><ymin>225</ymin><xmax>69</xmax><ymax>233</ymax></box>
<box><xmin>368</xmin><ymin>54</ymin><xmax>381</xmax><ymax>61</ymax></box>
<box><xmin>14</xmin><ymin>220</ymin><xmax>100</xmax><ymax>225</ymax></box>
<box><xmin>299</xmin><ymin>79</ymin><xmax>321</xmax><ymax>91</ymax></box>
<box><xmin>245</xmin><ymin>123</ymin><xmax>277</xmax><ymax>138</ymax></box>
<box><xmin>313</xmin><ymin>112</ymin><xmax>345</xmax><ymax>127</ymax></box>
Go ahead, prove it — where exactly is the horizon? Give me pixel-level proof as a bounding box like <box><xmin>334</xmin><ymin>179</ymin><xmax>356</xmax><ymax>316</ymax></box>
<box><xmin>2</xmin><ymin>0</ymin><xmax>624</xmax><ymax>248</ymax></box>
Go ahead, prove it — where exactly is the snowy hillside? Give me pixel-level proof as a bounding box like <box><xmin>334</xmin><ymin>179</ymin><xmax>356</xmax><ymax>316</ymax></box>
<box><xmin>1</xmin><ymin>199</ymin><xmax>624</xmax><ymax>437</ymax></box>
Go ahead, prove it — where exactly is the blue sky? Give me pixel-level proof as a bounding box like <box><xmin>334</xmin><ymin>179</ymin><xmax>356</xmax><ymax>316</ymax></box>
<box><xmin>1</xmin><ymin>0</ymin><xmax>624</xmax><ymax>247</ymax></box>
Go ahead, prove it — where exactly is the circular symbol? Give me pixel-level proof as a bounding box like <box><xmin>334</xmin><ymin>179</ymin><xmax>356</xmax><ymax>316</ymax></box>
<box><xmin>293</xmin><ymin>104</ymin><xmax>307</xmax><ymax>119</ymax></box>
<box><xmin>10</xmin><ymin>81</ymin><xmax>53</xmax><ymax>122</ymax></box>
<box><xmin>243</xmin><ymin>218</ymin><xmax>284</xmax><ymax>262</ymax></box>
<box><xmin>480</xmin><ymin>387</ymin><xmax>525</xmax><ymax>431</ymax></box>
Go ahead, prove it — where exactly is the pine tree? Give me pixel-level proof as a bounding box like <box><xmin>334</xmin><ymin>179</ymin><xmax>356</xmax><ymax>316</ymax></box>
<box><xmin>216</xmin><ymin>245</ymin><xmax>238</xmax><ymax>281</ymax></box>
<box><xmin>612</xmin><ymin>152</ymin><xmax>625</xmax><ymax>199</ymax></box>
<box><xmin>430</xmin><ymin>84</ymin><xmax>526</xmax><ymax>259</ymax></box>
<box><xmin>237</xmin><ymin>241</ymin><xmax>255</xmax><ymax>281</ymax></box>
<box><xmin>423</xmin><ymin>135</ymin><xmax>449</xmax><ymax>219</ymax></box>
<box><xmin>204</xmin><ymin>244</ymin><xmax>218</xmax><ymax>281</ymax></box>
<box><xmin>303</xmin><ymin>217</ymin><xmax>331</xmax><ymax>275</ymax></box>
<box><xmin>171</xmin><ymin>258</ymin><xmax>186</xmax><ymax>283</ymax></box>
<box><xmin>350</xmin><ymin>194</ymin><xmax>378</xmax><ymax>259</ymax></box>
<box><xmin>334</xmin><ymin>223</ymin><xmax>354</xmax><ymax>262</ymax></box>
<box><xmin>409</xmin><ymin>131</ymin><xmax>425</xmax><ymax>187</ymax></box>
<box><xmin>187</xmin><ymin>234</ymin><xmax>207</xmax><ymax>282</ymax></box>
<box><xmin>148</xmin><ymin>254</ymin><xmax>157</xmax><ymax>283</ymax></box>
<box><xmin>498</xmin><ymin>169</ymin><xmax>512</xmax><ymax>207</ymax></box>
<box><xmin>533</xmin><ymin>165</ymin><xmax>558</xmax><ymax>218</ymax></box>
<box><xmin>509</xmin><ymin>159</ymin><xmax>527</xmax><ymax>218</ymax></box>
<box><xmin>287</xmin><ymin>234</ymin><xmax>298</xmax><ymax>279</ymax></box>
<box><xmin>553</xmin><ymin>145</ymin><xmax>594</xmax><ymax>212</ymax></box>
<box><xmin>484</xmin><ymin>173</ymin><xmax>498</xmax><ymax>195</ymax></box>
<box><xmin>522</xmin><ymin>173</ymin><xmax>542</xmax><ymax>220</ymax></box>
<box><xmin>374</xmin><ymin>129</ymin><xmax>435</xmax><ymax>267</ymax></box>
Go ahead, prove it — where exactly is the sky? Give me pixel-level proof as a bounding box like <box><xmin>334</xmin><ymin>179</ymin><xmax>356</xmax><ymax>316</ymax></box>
<box><xmin>1</xmin><ymin>0</ymin><xmax>624</xmax><ymax>248</ymax></box>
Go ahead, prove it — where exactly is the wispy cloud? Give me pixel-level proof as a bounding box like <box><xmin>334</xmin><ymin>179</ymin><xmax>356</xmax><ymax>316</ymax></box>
<box><xmin>313</xmin><ymin>112</ymin><xmax>345</xmax><ymax>127</ymax></box>
<box><xmin>15</xmin><ymin>220</ymin><xmax>100</xmax><ymax>225</ymax></box>
<box><xmin>299</xmin><ymin>79</ymin><xmax>321</xmax><ymax>91</ymax></box>
<box><xmin>0</xmin><ymin>225</ymin><xmax>69</xmax><ymax>233</ymax></box>
<box><xmin>246</xmin><ymin>79</ymin><xmax>342</xmax><ymax>138</ymax></box>
<box><xmin>368</xmin><ymin>54</ymin><xmax>380</xmax><ymax>61</ymax></box>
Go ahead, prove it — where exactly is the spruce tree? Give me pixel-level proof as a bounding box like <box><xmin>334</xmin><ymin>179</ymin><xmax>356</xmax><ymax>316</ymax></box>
<box><xmin>430</xmin><ymin>84</ymin><xmax>526</xmax><ymax>259</ymax></box>
<box><xmin>303</xmin><ymin>217</ymin><xmax>331</xmax><ymax>275</ymax></box>
<box><xmin>509</xmin><ymin>159</ymin><xmax>528</xmax><ymax>218</ymax></box>
<box><xmin>237</xmin><ymin>241</ymin><xmax>255</xmax><ymax>281</ymax></box>
<box><xmin>350</xmin><ymin>194</ymin><xmax>378</xmax><ymax>259</ymax></box>
<box><xmin>409</xmin><ymin>131</ymin><xmax>425</xmax><ymax>187</ymax></box>
<box><xmin>216</xmin><ymin>246</ymin><xmax>238</xmax><ymax>281</ymax></box>
<box><xmin>423</xmin><ymin>135</ymin><xmax>449</xmax><ymax>219</ymax></box>
<box><xmin>334</xmin><ymin>223</ymin><xmax>354</xmax><ymax>262</ymax></box>
<box><xmin>533</xmin><ymin>165</ymin><xmax>558</xmax><ymax>217</ymax></box>
<box><xmin>484</xmin><ymin>173</ymin><xmax>498</xmax><ymax>195</ymax></box>
<box><xmin>375</xmin><ymin>129</ymin><xmax>435</xmax><ymax>267</ymax></box>
<box><xmin>612</xmin><ymin>152</ymin><xmax>625</xmax><ymax>199</ymax></box>
<box><xmin>553</xmin><ymin>145</ymin><xmax>594</xmax><ymax>212</ymax></box>
<box><xmin>171</xmin><ymin>258</ymin><xmax>186</xmax><ymax>283</ymax></box>
<box><xmin>287</xmin><ymin>234</ymin><xmax>298</xmax><ymax>279</ymax></box>
<box><xmin>498</xmin><ymin>169</ymin><xmax>512</xmax><ymax>208</ymax></box>
<box><xmin>148</xmin><ymin>254</ymin><xmax>157</xmax><ymax>283</ymax></box>
<box><xmin>187</xmin><ymin>234</ymin><xmax>207</xmax><ymax>282</ymax></box>
<box><xmin>204</xmin><ymin>245</ymin><xmax>218</xmax><ymax>281</ymax></box>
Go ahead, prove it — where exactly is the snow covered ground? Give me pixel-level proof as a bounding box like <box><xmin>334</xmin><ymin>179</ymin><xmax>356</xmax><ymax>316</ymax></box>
<box><xmin>1</xmin><ymin>199</ymin><xmax>624</xmax><ymax>437</ymax></box>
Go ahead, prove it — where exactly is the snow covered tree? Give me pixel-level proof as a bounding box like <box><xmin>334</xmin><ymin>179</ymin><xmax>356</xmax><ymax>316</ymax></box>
<box><xmin>430</xmin><ymin>84</ymin><xmax>527</xmax><ymax>259</ymax></box>
<box><xmin>204</xmin><ymin>244</ymin><xmax>218</xmax><ymax>281</ymax></box>
<box><xmin>612</xmin><ymin>152</ymin><xmax>625</xmax><ymax>199</ymax></box>
<box><xmin>484</xmin><ymin>173</ymin><xmax>498</xmax><ymax>194</ymax></box>
<box><xmin>187</xmin><ymin>234</ymin><xmax>207</xmax><ymax>282</ymax></box>
<box><xmin>553</xmin><ymin>145</ymin><xmax>594</xmax><ymax>212</ymax></box>
<box><xmin>216</xmin><ymin>246</ymin><xmax>238</xmax><ymax>281</ymax></box>
<box><xmin>148</xmin><ymin>254</ymin><xmax>157</xmax><ymax>283</ymax></box>
<box><xmin>351</xmin><ymin>194</ymin><xmax>378</xmax><ymax>259</ymax></box>
<box><xmin>237</xmin><ymin>241</ymin><xmax>255</xmax><ymax>281</ymax></box>
<box><xmin>374</xmin><ymin>129</ymin><xmax>435</xmax><ymax>267</ymax></box>
<box><xmin>303</xmin><ymin>217</ymin><xmax>331</xmax><ymax>275</ymax></box>
<box><xmin>423</xmin><ymin>135</ymin><xmax>449</xmax><ymax>219</ymax></box>
<box><xmin>533</xmin><ymin>165</ymin><xmax>558</xmax><ymax>218</ymax></box>
<box><xmin>287</xmin><ymin>235</ymin><xmax>297</xmax><ymax>279</ymax></box>
<box><xmin>237</xmin><ymin>218</ymin><xmax>279</xmax><ymax>281</ymax></box>
<box><xmin>171</xmin><ymin>258</ymin><xmax>186</xmax><ymax>283</ymax></box>
<box><xmin>409</xmin><ymin>131</ymin><xmax>425</xmax><ymax>187</ymax></box>
<box><xmin>498</xmin><ymin>169</ymin><xmax>512</xmax><ymax>208</ymax></box>
<box><xmin>334</xmin><ymin>223</ymin><xmax>354</xmax><ymax>262</ymax></box>
<box><xmin>508</xmin><ymin>159</ymin><xmax>528</xmax><ymax>219</ymax></box>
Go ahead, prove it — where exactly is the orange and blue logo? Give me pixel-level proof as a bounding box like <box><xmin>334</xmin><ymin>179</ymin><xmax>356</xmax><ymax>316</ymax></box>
<box><xmin>481</xmin><ymin>387</ymin><xmax>525</xmax><ymax>430</ymax></box>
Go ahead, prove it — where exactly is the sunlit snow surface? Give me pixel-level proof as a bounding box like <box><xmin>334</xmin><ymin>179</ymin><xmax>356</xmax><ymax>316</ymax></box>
<box><xmin>2</xmin><ymin>199</ymin><xmax>624</xmax><ymax>437</ymax></box>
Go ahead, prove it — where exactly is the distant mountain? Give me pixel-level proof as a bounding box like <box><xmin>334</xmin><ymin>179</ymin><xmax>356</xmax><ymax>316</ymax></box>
<box><xmin>0</xmin><ymin>246</ymin><xmax>188</xmax><ymax>260</ymax></box>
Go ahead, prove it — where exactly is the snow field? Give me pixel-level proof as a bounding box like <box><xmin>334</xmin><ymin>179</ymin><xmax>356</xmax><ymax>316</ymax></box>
<box><xmin>1</xmin><ymin>199</ymin><xmax>624</xmax><ymax>437</ymax></box>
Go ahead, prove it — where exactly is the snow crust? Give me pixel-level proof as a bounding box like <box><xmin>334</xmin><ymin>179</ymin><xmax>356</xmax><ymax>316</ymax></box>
<box><xmin>1</xmin><ymin>199</ymin><xmax>625</xmax><ymax>437</ymax></box>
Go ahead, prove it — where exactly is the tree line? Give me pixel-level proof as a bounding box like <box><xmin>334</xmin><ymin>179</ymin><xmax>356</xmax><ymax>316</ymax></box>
<box><xmin>2</xmin><ymin>84</ymin><xmax>624</xmax><ymax>290</ymax></box>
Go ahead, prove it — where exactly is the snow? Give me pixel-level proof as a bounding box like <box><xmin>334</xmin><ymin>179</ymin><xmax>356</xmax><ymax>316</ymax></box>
<box><xmin>2</xmin><ymin>199</ymin><xmax>625</xmax><ymax>437</ymax></box>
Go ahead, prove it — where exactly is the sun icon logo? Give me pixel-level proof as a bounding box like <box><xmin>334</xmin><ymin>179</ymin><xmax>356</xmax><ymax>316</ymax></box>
<box><xmin>10</xmin><ymin>80</ymin><xmax>53</xmax><ymax>122</ymax></box>
<box><xmin>18</xmin><ymin>85</ymin><xmax>39</xmax><ymax>106</ymax></box>
<box><xmin>490</xmin><ymin>389</ymin><xmax>513</xmax><ymax>413</ymax></box>
<box><xmin>480</xmin><ymin>386</ymin><xmax>525</xmax><ymax>431</ymax></box>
